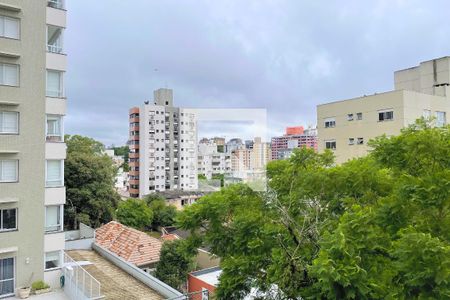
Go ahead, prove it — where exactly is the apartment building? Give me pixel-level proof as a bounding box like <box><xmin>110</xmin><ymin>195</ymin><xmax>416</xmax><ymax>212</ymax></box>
<box><xmin>230</xmin><ymin>137</ymin><xmax>271</xmax><ymax>180</ymax></box>
<box><xmin>271</xmin><ymin>126</ymin><xmax>317</xmax><ymax>160</ymax></box>
<box><xmin>129</xmin><ymin>88</ymin><xmax>198</xmax><ymax>198</ymax></box>
<box><xmin>0</xmin><ymin>0</ymin><xmax>67</xmax><ymax>296</ymax></box>
<box><xmin>198</xmin><ymin>140</ymin><xmax>231</xmax><ymax>180</ymax></box>
<box><xmin>318</xmin><ymin>56</ymin><xmax>450</xmax><ymax>164</ymax></box>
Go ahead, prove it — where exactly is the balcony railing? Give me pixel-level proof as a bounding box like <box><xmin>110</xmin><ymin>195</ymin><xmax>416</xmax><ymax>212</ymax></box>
<box><xmin>48</xmin><ymin>44</ymin><xmax>63</xmax><ymax>54</ymax></box>
<box><xmin>63</xmin><ymin>252</ymin><xmax>102</xmax><ymax>300</ymax></box>
<box><xmin>48</xmin><ymin>0</ymin><xmax>65</xmax><ymax>9</ymax></box>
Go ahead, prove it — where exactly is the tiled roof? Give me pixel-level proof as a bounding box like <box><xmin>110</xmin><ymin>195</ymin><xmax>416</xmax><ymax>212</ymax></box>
<box><xmin>95</xmin><ymin>221</ymin><xmax>162</xmax><ymax>267</ymax></box>
<box><xmin>161</xmin><ymin>233</ymin><xmax>179</xmax><ymax>242</ymax></box>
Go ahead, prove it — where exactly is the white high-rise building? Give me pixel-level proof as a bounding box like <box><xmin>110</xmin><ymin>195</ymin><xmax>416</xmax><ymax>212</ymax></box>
<box><xmin>129</xmin><ymin>89</ymin><xmax>198</xmax><ymax>198</ymax></box>
<box><xmin>198</xmin><ymin>140</ymin><xmax>231</xmax><ymax>180</ymax></box>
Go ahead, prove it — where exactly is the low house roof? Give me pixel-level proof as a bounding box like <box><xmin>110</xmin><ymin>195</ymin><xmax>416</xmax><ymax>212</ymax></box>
<box><xmin>95</xmin><ymin>221</ymin><xmax>162</xmax><ymax>267</ymax></box>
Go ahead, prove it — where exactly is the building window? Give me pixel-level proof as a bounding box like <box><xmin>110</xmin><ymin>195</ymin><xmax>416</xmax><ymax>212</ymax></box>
<box><xmin>45</xmin><ymin>205</ymin><xmax>62</xmax><ymax>233</ymax></box>
<box><xmin>0</xmin><ymin>111</ymin><xmax>18</xmax><ymax>134</ymax></box>
<box><xmin>378</xmin><ymin>110</ymin><xmax>394</xmax><ymax>121</ymax></box>
<box><xmin>47</xmin><ymin>25</ymin><xmax>64</xmax><ymax>54</ymax></box>
<box><xmin>44</xmin><ymin>251</ymin><xmax>61</xmax><ymax>270</ymax></box>
<box><xmin>435</xmin><ymin>111</ymin><xmax>446</xmax><ymax>127</ymax></box>
<box><xmin>324</xmin><ymin>118</ymin><xmax>336</xmax><ymax>128</ymax></box>
<box><xmin>0</xmin><ymin>208</ymin><xmax>17</xmax><ymax>231</ymax></box>
<box><xmin>0</xmin><ymin>160</ymin><xmax>18</xmax><ymax>182</ymax></box>
<box><xmin>356</xmin><ymin>112</ymin><xmax>363</xmax><ymax>120</ymax></box>
<box><xmin>0</xmin><ymin>257</ymin><xmax>14</xmax><ymax>297</ymax></box>
<box><xmin>357</xmin><ymin>137</ymin><xmax>364</xmax><ymax>145</ymax></box>
<box><xmin>0</xmin><ymin>63</ymin><xmax>19</xmax><ymax>86</ymax></box>
<box><xmin>47</xmin><ymin>0</ymin><xmax>65</xmax><ymax>9</ymax></box>
<box><xmin>0</xmin><ymin>15</ymin><xmax>19</xmax><ymax>39</ymax></box>
<box><xmin>46</xmin><ymin>70</ymin><xmax>64</xmax><ymax>97</ymax></box>
<box><xmin>348</xmin><ymin>138</ymin><xmax>355</xmax><ymax>145</ymax></box>
<box><xmin>46</xmin><ymin>115</ymin><xmax>63</xmax><ymax>142</ymax></box>
<box><xmin>423</xmin><ymin>109</ymin><xmax>431</xmax><ymax>119</ymax></box>
<box><xmin>347</xmin><ymin>114</ymin><xmax>354</xmax><ymax>121</ymax></box>
<box><xmin>46</xmin><ymin>160</ymin><xmax>63</xmax><ymax>187</ymax></box>
<box><xmin>325</xmin><ymin>140</ymin><xmax>336</xmax><ymax>150</ymax></box>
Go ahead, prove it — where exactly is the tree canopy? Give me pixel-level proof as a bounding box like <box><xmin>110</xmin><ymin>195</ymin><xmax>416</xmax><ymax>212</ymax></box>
<box><xmin>65</xmin><ymin>135</ymin><xmax>120</xmax><ymax>229</ymax></box>
<box><xmin>177</xmin><ymin>123</ymin><xmax>450</xmax><ymax>299</ymax></box>
<box><xmin>116</xmin><ymin>198</ymin><xmax>153</xmax><ymax>230</ymax></box>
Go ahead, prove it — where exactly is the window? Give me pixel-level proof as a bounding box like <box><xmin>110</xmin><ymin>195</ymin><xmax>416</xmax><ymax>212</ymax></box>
<box><xmin>0</xmin><ymin>111</ymin><xmax>18</xmax><ymax>134</ymax></box>
<box><xmin>46</xmin><ymin>160</ymin><xmax>63</xmax><ymax>187</ymax></box>
<box><xmin>0</xmin><ymin>15</ymin><xmax>19</xmax><ymax>39</ymax></box>
<box><xmin>378</xmin><ymin>110</ymin><xmax>394</xmax><ymax>121</ymax></box>
<box><xmin>46</xmin><ymin>70</ymin><xmax>64</xmax><ymax>97</ymax></box>
<box><xmin>0</xmin><ymin>63</ymin><xmax>19</xmax><ymax>86</ymax></box>
<box><xmin>45</xmin><ymin>206</ymin><xmax>62</xmax><ymax>233</ymax></box>
<box><xmin>435</xmin><ymin>111</ymin><xmax>446</xmax><ymax>127</ymax></box>
<box><xmin>357</xmin><ymin>137</ymin><xmax>364</xmax><ymax>145</ymax></box>
<box><xmin>348</xmin><ymin>138</ymin><xmax>355</xmax><ymax>145</ymax></box>
<box><xmin>47</xmin><ymin>25</ymin><xmax>63</xmax><ymax>54</ymax></box>
<box><xmin>347</xmin><ymin>114</ymin><xmax>354</xmax><ymax>121</ymax></box>
<box><xmin>0</xmin><ymin>160</ymin><xmax>18</xmax><ymax>182</ymax></box>
<box><xmin>46</xmin><ymin>115</ymin><xmax>63</xmax><ymax>142</ymax></box>
<box><xmin>45</xmin><ymin>251</ymin><xmax>61</xmax><ymax>270</ymax></box>
<box><xmin>357</xmin><ymin>112</ymin><xmax>363</xmax><ymax>120</ymax></box>
<box><xmin>324</xmin><ymin>118</ymin><xmax>336</xmax><ymax>128</ymax></box>
<box><xmin>47</xmin><ymin>0</ymin><xmax>65</xmax><ymax>9</ymax></box>
<box><xmin>325</xmin><ymin>140</ymin><xmax>336</xmax><ymax>150</ymax></box>
<box><xmin>423</xmin><ymin>109</ymin><xmax>431</xmax><ymax>119</ymax></box>
<box><xmin>0</xmin><ymin>257</ymin><xmax>14</xmax><ymax>297</ymax></box>
<box><xmin>0</xmin><ymin>208</ymin><xmax>17</xmax><ymax>231</ymax></box>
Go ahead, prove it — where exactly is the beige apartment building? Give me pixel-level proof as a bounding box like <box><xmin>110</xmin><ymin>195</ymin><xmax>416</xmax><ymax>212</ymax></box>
<box><xmin>0</xmin><ymin>0</ymin><xmax>67</xmax><ymax>296</ymax></box>
<box><xmin>318</xmin><ymin>57</ymin><xmax>450</xmax><ymax>164</ymax></box>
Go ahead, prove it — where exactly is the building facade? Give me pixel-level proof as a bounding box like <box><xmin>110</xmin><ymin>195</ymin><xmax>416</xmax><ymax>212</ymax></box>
<box><xmin>230</xmin><ymin>137</ymin><xmax>271</xmax><ymax>180</ymax></box>
<box><xmin>317</xmin><ymin>57</ymin><xmax>450</xmax><ymax>164</ymax></box>
<box><xmin>271</xmin><ymin>126</ymin><xmax>317</xmax><ymax>160</ymax></box>
<box><xmin>128</xmin><ymin>88</ymin><xmax>198</xmax><ymax>198</ymax></box>
<box><xmin>0</xmin><ymin>0</ymin><xmax>67</xmax><ymax>295</ymax></box>
<box><xmin>198</xmin><ymin>140</ymin><xmax>231</xmax><ymax>180</ymax></box>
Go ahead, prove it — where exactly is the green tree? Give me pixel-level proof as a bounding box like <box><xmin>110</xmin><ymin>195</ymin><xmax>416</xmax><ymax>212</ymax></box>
<box><xmin>155</xmin><ymin>240</ymin><xmax>194</xmax><ymax>290</ymax></box>
<box><xmin>177</xmin><ymin>122</ymin><xmax>450</xmax><ymax>299</ymax></box>
<box><xmin>112</xmin><ymin>145</ymin><xmax>129</xmax><ymax>172</ymax></box>
<box><xmin>148</xmin><ymin>199</ymin><xmax>177</xmax><ymax>230</ymax></box>
<box><xmin>116</xmin><ymin>198</ymin><xmax>153</xmax><ymax>230</ymax></box>
<box><xmin>65</xmin><ymin>135</ymin><xmax>120</xmax><ymax>229</ymax></box>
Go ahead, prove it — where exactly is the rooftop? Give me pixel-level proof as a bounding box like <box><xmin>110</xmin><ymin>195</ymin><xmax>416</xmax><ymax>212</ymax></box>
<box><xmin>95</xmin><ymin>221</ymin><xmax>162</xmax><ymax>267</ymax></box>
<box><xmin>190</xmin><ymin>267</ymin><xmax>222</xmax><ymax>287</ymax></box>
<box><xmin>67</xmin><ymin>250</ymin><xmax>163</xmax><ymax>300</ymax></box>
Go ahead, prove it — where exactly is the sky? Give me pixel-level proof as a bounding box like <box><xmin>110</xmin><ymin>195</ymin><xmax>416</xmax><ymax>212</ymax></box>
<box><xmin>65</xmin><ymin>0</ymin><xmax>450</xmax><ymax>146</ymax></box>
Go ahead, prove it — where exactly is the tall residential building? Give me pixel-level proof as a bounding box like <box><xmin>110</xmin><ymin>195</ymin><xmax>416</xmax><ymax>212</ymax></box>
<box><xmin>271</xmin><ymin>126</ymin><xmax>318</xmax><ymax>160</ymax></box>
<box><xmin>318</xmin><ymin>56</ymin><xmax>450</xmax><ymax>164</ymax></box>
<box><xmin>198</xmin><ymin>140</ymin><xmax>231</xmax><ymax>180</ymax></box>
<box><xmin>230</xmin><ymin>137</ymin><xmax>271</xmax><ymax>180</ymax></box>
<box><xmin>0</xmin><ymin>0</ymin><xmax>67</xmax><ymax>295</ymax></box>
<box><xmin>129</xmin><ymin>88</ymin><xmax>198</xmax><ymax>198</ymax></box>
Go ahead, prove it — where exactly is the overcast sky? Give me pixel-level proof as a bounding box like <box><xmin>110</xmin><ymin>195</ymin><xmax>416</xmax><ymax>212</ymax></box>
<box><xmin>65</xmin><ymin>0</ymin><xmax>450</xmax><ymax>146</ymax></box>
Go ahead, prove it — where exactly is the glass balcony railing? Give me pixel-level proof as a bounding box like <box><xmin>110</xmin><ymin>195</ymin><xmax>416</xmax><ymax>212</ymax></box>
<box><xmin>47</xmin><ymin>0</ymin><xmax>65</xmax><ymax>9</ymax></box>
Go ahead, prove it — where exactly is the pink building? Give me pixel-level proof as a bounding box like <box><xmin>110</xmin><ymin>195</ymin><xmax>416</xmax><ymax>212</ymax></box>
<box><xmin>271</xmin><ymin>126</ymin><xmax>317</xmax><ymax>160</ymax></box>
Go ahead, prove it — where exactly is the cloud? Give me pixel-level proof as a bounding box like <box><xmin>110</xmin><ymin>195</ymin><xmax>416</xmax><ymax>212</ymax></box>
<box><xmin>65</xmin><ymin>0</ymin><xmax>450</xmax><ymax>146</ymax></box>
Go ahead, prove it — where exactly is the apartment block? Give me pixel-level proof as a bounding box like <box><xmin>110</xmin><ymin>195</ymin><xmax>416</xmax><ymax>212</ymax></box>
<box><xmin>128</xmin><ymin>88</ymin><xmax>198</xmax><ymax>198</ymax></box>
<box><xmin>230</xmin><ymin>137</ymin><xmax>271</xmax><ymax>180</ymax></box>
<box><xmin>271</xmin><ymin>126</ymin><xmax>317</xmax><ymax>160</ymax></box>
<box><xmin>0</xmin><ymin>0</ymin><xmax>67</xmax><ymax>296</ymax></box>
<box><xmin>198</xmin><ymin>140</ymin><xmax>231</xmax><ymax>180</ymax></box>
<box><xmin>317</xmin><ymin>56</ymin><xmax>450</xmax><ymax>164</ymax></box>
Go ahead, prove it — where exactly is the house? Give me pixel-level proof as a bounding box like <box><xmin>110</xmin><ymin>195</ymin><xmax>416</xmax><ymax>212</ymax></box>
<box><xmin>95</xmin><ymin>221</ymin><xmax>163</xmax><ymax>272</ymax></box>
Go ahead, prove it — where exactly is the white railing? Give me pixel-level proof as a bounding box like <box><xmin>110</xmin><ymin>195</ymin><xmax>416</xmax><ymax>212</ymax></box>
<box><xmin>63</xmin><ymin>252</ymin><xmax>102</xmax><ymax>300</ymax></box>
<box><xmin>47</xmin><ymin>44</ymin><xmax>63</xmax><ymax>54</ymax></box>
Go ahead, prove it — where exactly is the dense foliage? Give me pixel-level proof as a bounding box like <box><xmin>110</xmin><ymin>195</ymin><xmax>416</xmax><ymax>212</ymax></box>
<box><xmin>155</xmin><ymin>240</ymin><xmax>194</xmax><ymax>291</ymax></box>
<box><xmin>177</xmin><ymin>123</ymin><xmax>450</xmax><ymax>299</ymax></box>
<box><xmin>65</xmin><ymin>135</ymin><xmax>120</xmax><ymax>229</ymax></box>
<box><xmin>116</xmin><ymin>198</ymin><xmax>153</xmax><ymax>230</ymax></box>
<box><xmin>112</xmin><ymin>145</ymin><xmax>129</xmax><ymax>171</ymax></box>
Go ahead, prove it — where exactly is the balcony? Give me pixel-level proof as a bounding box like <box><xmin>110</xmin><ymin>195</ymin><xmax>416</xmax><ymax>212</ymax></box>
<box><xmin>47</xmin><ymin>25</ymin><xmax>64</xmax><ymax>54</ymax></box>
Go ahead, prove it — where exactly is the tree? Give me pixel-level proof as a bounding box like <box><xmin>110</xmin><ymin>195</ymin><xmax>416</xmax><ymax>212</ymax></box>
<box><xmin>177</xmin><ymin>123</ymin><xmax>450</xmax><ymax>299</ymax></box>
<box><xmin>155</xmin><ymin>240</ymin><xmax>194</xmax><ymax>291</ymax></box>
<box><xmin>148</xmin><ymin>199</ymin><xmax>178</xmax><ymax>230</ymax></box>
<box><xmin>65</xmin><ymin>135</ymin><xmax>120</xmax><ymax>229</ymax></box>
<box><xmin>116</xmin><ymin>198</ymin><xmax>153</xmax><ymax>230</ymax></box>
<box><xmin>112</xmin><ymin>145</ymin><xmax>129</xmax><ymax>172</ymax></box>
